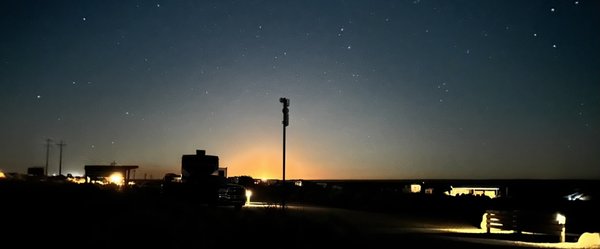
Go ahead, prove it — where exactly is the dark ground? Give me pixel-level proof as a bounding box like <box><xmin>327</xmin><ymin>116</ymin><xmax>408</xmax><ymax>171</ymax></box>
<box><xmin>1</xmin><ymin>180</ymin><xmax>597</xmax><ymax>248</ymax></box>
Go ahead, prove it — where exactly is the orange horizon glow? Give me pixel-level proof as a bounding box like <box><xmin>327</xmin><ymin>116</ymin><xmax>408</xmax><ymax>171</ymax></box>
<box><xmin>223</xmin><ymin>145</ymin><xmax>326</xmax><ymax>180</ymax></box>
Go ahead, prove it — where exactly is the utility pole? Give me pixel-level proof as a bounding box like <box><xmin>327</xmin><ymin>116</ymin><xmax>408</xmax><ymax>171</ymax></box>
<box><xmin>57</xmin><ymin>140</ymin><xmax>66</xmax><ymax>176</ymax></box>
<box><xmin>44</xmin><ymin>138</ymin><xmax>52</xmax><ymax>176</ymax></box>
<box><xmin>279</xmin><ymin>97</ymin><xmax>290</xmax><ymax>208</ymax></box>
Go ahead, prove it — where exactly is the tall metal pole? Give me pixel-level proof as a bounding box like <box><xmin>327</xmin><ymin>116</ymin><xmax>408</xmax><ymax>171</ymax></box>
<box><xmin>279</xmin><ymin>97</ymin><xmax>289</xmax><ymax>208</ymax></box>
<box><xmin>283</xmin><ymin>123</ymin><xmax>286</xmax><ymax>206</ymax></box>
<box><xmin>57</xmin><ymin>140</ymin><xmax>66</xmax><ymax>176</ymax></box>
<box><xmin>44</xmin><ymin>138</ymin><xmax>52</xmax><ymax>176</ymax></box>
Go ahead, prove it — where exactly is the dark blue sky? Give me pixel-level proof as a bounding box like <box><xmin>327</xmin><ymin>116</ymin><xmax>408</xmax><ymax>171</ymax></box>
<box><xmin>1</xmin><ymin>0</ymin><xmax>599</xmax><ymax>179</ymax></box>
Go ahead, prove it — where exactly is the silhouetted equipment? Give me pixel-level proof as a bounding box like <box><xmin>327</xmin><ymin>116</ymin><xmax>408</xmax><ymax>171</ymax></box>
<box><xmin>57</xmin><ymin>140</ymin><xmax>66</xmax><ymax>176</ymax></box>
<box><xmin>44</xmin><ymin>138</ymin><xmax>52</xmax><ymax>176</ymax></box>
<box><xmin>279</xmin><ymin>97</ymin><xmax>290</xmax><ymax>208</ymax></box>
<box><xmin>181</xmin><ymin>150</ymin><xmax>219</xmax><ymax>182</ymax></box>
<box><xmin>280</xmin><ymin>97</ymin><xmax>290</xmax><ymax>127</ymax></box>
<box><xmin>84</xmin><ymin>165</ymin><xmax>138</xmax><ymax>185</ymax></box>
<box><xmin>485</xmin><ymin>210</ymin><xmax>567</xmax><ymax>242</ymax></box>
<box><xmin>161</xmin><ymin>149</ymin><xmax>246</xmax><ymax>209</ymax></box>
<box><xmin>27</xmin><ymin>167</ymin><xmax>45</xmax><ymax>176</ymax></box>
<box><xmin>218</xmin><ymin>167</ymin><xmax>228</xmax><ymax>178</ymax></box>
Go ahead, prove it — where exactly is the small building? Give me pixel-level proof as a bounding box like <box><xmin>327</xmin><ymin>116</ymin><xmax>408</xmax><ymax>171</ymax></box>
<box><xmin>403</xmin><ymin>184</ymin><xmax>422</xmax><ymax>193</ymax></box>
<box><xmin>447</xmin><ymin>186</ymin><xmax>500</xmax><ymax>198</ymax></box>
<box><xmin>84</xmin><ymin>164</ymin><xmax>138</xmax><ymax>186</ymax></box>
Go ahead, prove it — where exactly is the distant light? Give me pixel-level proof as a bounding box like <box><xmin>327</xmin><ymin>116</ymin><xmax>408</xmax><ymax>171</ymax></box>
<box><xmin>0</xmin><ymin>171</ymin><xmax>5</xmax><ymax>178</ymax></box>
<box><xmin>551</xmin><ymin>8</ymin><xmax>555</xmax><ymax>12</ymax></box>
<box><xmin>109</xmin><ymin>172</ymin><xmax>124</xmax><ymax>186</ymax></box>
<box><xmin>245</xmin><ymin>189</ymin><xmax>253</xmax><ymax>204</ymax></box>
<box><xmin>36</xmin><ymin>95</ymin><xmax>41</xmax><ymax>99</ymax></box>
<box><xmin>556</xmin><ymin>213</ymin><xmax>566</xmax><ymax>225</ymax></box>
<box><xmin>410</xmin><ymin>184</ymin><xmax>421</xmax><ymax>193</ymax></box>
<box><xmin>82</xmin><ymin>17</ymin><xmax>86</xmax><ymax>21</ymax></box>
<box><xmin>68</xmin><ymin>177</ymin><xmax>86</xmax><ymax>184</ymax></box>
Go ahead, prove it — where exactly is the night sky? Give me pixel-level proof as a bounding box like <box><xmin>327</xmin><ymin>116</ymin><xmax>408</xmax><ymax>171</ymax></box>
<box><xmin>1</xmin><ymin>0</ymin><xmax>599</xmax><ymax>179</ymax></box>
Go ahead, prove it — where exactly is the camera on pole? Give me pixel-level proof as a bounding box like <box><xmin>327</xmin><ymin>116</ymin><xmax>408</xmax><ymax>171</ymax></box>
<box><xmin>280</xmin><ymin>98</ymin><xmax>289</xmax><ymax>127</ymax></box>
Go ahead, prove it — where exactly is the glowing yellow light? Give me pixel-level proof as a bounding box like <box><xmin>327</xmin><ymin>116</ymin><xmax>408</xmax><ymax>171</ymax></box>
<box><xmin>246</xmin><ymin>189</ymin><xmax>253</xmax><ymax>204</ymax></box>
<box><xmin>0</xmin><ymin>171</ymin><xmax>5</xmax><ymax>178</ymax></box>
<box><xmin>577</xmin><ymin>233</ymin><xmax>600</xmax><ymax>247</ymax></box>
<box><xmin>108</xmin><ymin>172</ymin><xmax>124</xmax><ymax>186</ymax></box>
<box><xmin>410</xmin><ymin>184</ymin><xmax>421</xmax><ymax>193</ymax></box>
<box><xmin>556</xmin><ymin>213</ymin><xmax>566</xmax><ymax>225</ymax></box>
<box><xmin>67</xmin><ymin>177</ymin><xmax>86</xmax><ymax>184</ymax></box>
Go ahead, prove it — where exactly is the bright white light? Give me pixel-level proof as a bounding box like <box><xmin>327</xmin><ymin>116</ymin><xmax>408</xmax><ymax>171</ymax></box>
<box><xmin>109</xmin><ymin>172</ymin><xmax>124</xmax><ymax>186</ymax></box>
<box><xmin>556</xmin><ymin>213</ymin><xmax>566</xmax><ymax>225</ymax></box>
<box><xmin>246</xmin><ymin>189</ymin><xmax>253</xmax><ymax>204</ymax></box>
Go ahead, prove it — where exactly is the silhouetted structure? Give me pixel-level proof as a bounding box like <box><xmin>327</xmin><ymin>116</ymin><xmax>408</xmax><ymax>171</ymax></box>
<box><xmin>218</xmin><ymin>167</ymin><xmax>227</xmax><ymax>178</ymax></box>
<box><xmin>84</xmin><ymin>164</ymin><xmax>138</xmax><ymax>185</ymax></box>
<box><xmin>57</xmin><ymin>140</ymin><xmax>66</xmax><ymax>176</ymax></box>
<box><xmin>27</xmin><ymin>167</ymin><xmax>45</xmax><ymax>176</ymax></box>
<box><xmin>167</xmin><ymin>149</ymin><xmax>246</xmax><ymax>209</ymax></box>
<box><xmin>181</xmin><ymin>150</ymin><xmax>219</xmax><ymax>182</ymax></box>
<box><xmin>44</xmin><ymin>138</ymin><xmax>52</xmax><ymax>176</ymax></box>
<box><xmin>279</xmin><ymin>97</ymin><xmax>290</xmax><ymax>208</ymax></box>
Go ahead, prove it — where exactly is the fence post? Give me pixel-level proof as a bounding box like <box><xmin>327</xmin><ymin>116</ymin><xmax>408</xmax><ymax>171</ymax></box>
<box><xmin>486</xmin><ymin>212</ymin><xmax>491</xmax><ymax>233</ymax></box>
<box><xmin>560</xmin><ymin>223</ymin><xmax>566</xmax><ymax>242</ymax></box>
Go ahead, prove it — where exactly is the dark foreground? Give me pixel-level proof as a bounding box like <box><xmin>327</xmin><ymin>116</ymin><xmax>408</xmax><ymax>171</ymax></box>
<box><xmin>0</xmin><ymin>181</ymin><xmax>596</xmax><ymax>249</ymax></box>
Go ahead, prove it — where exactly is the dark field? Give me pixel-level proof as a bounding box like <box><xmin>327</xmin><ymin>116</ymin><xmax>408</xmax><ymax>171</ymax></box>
<box><xmin>1</xmin><ymin>180</ymin><xmax>598</xmax><ymax>248</ymax></box>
